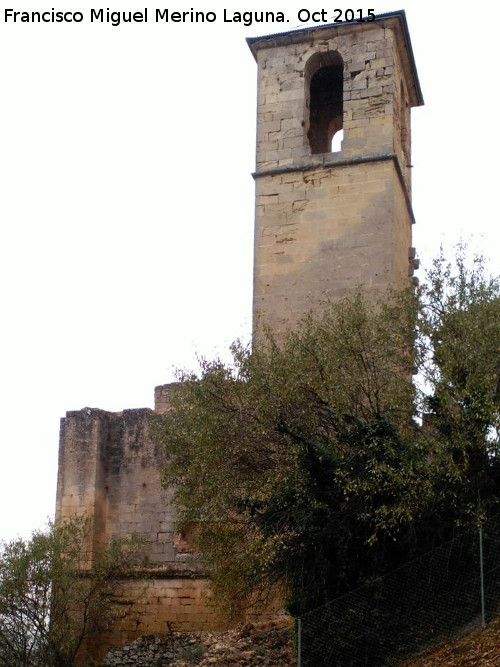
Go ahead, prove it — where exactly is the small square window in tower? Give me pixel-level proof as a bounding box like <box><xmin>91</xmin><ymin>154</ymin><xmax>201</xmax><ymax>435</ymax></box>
<box><xmin>306</xmin><ymin>52</ymin><xmax>344</xmax><ymax>154</ymax></box>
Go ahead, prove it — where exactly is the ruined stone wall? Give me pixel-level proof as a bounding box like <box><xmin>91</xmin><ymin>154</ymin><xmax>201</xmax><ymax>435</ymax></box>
<box><xmin>56</xmin><ymin>404</ymin><xmax>177</xmax><ymax>566</ymax></box>
<box><xmin>56</xmin><ymin>388</ymin><xmax>282</xmax><ymax>659</ymax></box>
<box><xmin>55</xmin><ymin>386</ymin><xmax>219</xmax><ymax>661</ymax></box>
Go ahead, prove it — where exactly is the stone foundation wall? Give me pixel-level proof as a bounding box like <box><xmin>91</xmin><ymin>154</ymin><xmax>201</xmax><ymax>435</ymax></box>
<box><xmin>89</xmin><ymin>577</ymin><xmax>216</xmax><ymax>660</ymax></box>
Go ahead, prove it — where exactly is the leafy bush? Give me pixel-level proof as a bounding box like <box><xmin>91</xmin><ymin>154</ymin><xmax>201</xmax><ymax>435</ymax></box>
<box><xmin>0</xmin><ymin>516</ymin><xmax>144</xmax><ymax>667</ymax></box>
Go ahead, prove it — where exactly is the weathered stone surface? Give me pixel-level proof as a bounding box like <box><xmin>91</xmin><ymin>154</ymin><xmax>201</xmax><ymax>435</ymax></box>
<box><xmin>249</xmin><ymin>13</ymin><xmax>422</xmax><ymax>337</ymax></box>
<box><xmin>56</xmin><ymin>11</ymin><xmax>422</xmax><ymax>663</ymax></box>
<box><xmin>56</xmin><ymin>387</ymin><xmax>219</xmax><ymax>660</ymax></box>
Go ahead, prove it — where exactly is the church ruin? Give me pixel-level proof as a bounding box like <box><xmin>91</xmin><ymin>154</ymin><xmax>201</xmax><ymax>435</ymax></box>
<box><xmin>55</xmin><ymin>10</ymin><xmax>423</xmax><ymax>658</ymax></box>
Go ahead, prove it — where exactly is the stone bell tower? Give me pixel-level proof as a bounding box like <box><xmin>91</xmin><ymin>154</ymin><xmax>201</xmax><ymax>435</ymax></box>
<box><xmin>247</xmin><ymin>10</ymin><xmax>423</xmax><ymax>335</ymax></box>
<box><xmin>55</xmin><ymin>15</ymin><xmax>424</xmax><ymax>661</ymax></box>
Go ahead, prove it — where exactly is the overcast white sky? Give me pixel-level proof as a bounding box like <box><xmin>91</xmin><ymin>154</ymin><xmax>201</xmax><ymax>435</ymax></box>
<box><xmin>1</xmin><ymin>1</ymin><xmax>498</xmax><ymax>542</ymax></box>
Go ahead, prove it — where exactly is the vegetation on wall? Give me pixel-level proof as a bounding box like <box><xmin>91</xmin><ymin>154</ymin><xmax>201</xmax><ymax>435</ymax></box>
<box><xmin>0</xmin><ymin>516</ymin><xmax>144</xmax><ymax>667</ymax></box>
<box><xmin>156</xmin><ymin>247</ymin><xmax>500</xmax><ymax>619</ymax></box>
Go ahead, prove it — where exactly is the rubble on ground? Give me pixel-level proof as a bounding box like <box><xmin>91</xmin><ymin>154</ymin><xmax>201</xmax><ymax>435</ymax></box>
<box><xmin>102</xmin><ymin>616</ymin><xmax>295</xmax><ymax>666</ymax></box>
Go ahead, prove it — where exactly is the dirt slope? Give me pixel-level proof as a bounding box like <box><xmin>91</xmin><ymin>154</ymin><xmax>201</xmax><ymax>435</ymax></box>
<box><xmin>104</xmin><ymin>614</ymin><xmax>500</xmax><ymax>666</ymax></box>
<box><xmin>401</xmin><ymin>616</ymin><xmax>500</xmax><ymax>666</ymax></box>
<box><xmin>167</xmin><ymin>615</ymin><xmax>500</xmax><ymax>667</ymax></box>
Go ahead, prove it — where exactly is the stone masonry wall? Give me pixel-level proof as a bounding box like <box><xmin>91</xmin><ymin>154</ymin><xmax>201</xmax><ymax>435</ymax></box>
<box><xmin>249</xmin><ymin>15</ymin><xmax>422</xmax><ymax>335</ymax></box>
<box><xmin>253</xmin><ymin>159</ymin><xmax>410</xmax><ymax>333</ymax></box>
<box><xmin>55</xmin><ymin>386</ymin><xmax>218</xmax><ymax>661</ymax></box>
<box><xmin>250</xmin><ymin>19</ymin><xmax>421</xmax><ymax>171</ymax></box>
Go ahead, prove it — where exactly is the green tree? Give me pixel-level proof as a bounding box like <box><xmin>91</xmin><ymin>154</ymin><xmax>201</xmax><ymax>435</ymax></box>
<box><xmin>0</xmin><ymin>517</ymin><xmax>144</xmax><ymax>667</ymax></box>
<box><xmin>157</xmin><ymin>290</ymin><xmax>430</xmax><ymax>616</ymax></box>
<box><xmin>157</xmin><ymin>250</ymin><xmax>500</xmax><ymax>618</ymax></box>
<box><xmin>418</xmin><ymin>246</ymin><xmax>500</xmax><ymax>522</ymax></box>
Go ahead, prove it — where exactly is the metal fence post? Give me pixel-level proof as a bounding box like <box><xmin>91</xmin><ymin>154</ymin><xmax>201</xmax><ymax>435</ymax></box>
<box><xmin>479</xmin><ymin>525</ymin><xmax>486</xmax><ymax>628</ymax></box>
<box><xmin>297</xmin><ymin>617</ymin><xmax>302</xmax><ymax>667</ymax></box>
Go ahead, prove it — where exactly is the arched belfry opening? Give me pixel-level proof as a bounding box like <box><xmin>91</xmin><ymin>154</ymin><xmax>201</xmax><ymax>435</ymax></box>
<box><xmin>305</xmin><ymin>51</ymin><xmax>344</xmax><ymax>154</ymax></box>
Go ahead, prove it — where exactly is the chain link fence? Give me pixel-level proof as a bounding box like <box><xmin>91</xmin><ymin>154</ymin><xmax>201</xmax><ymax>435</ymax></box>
<box><xmin>297</xmin><ymin>517</ymin><xmax>500</xmax><ymax>666</ymax></box>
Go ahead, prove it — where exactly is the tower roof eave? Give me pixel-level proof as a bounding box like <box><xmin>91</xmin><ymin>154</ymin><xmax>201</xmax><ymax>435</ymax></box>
<box><xmin>246</xmin><ymin>9</ymin><xmax>424</xmax><ymax>108</ymax></box>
